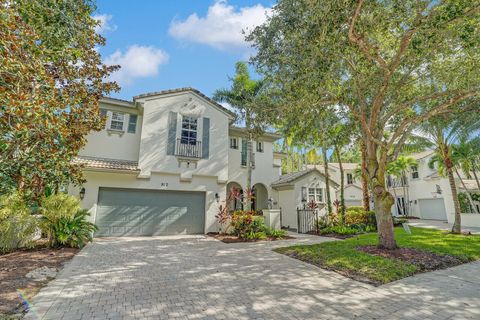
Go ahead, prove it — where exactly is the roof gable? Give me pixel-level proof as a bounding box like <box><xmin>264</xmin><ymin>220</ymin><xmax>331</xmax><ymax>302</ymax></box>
<box><xmin>272</xmin><ymin>168</ymin><xmax>340</xmax><ymax>188</ymax></box>
<box><xmin>133</xmin><ymin>87</ymin><xmax>236</xmax><ymax>119</ymax></box>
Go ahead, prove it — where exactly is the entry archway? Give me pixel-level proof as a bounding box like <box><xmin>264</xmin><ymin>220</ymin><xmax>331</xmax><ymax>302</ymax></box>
<box><xmin>226</xmin><ymin>181</ymin><xmax>243</xmax><ymax>211</ymax></box>
<box><xmin>252</xmin><ymin>183</ymin><xmax>269</xmax><ymax>211</ymax></box>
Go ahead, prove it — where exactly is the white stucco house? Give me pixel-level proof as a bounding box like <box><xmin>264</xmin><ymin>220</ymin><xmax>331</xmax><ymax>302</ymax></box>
<box><xmin>387</xmin><ymin>150</ymin><xmax>480</xmax><ymax>227</ymax></box>
<box><xmin>70</xmin><ymin>88</ymin><xmax>284</xmax><ymax>236</ymax></box>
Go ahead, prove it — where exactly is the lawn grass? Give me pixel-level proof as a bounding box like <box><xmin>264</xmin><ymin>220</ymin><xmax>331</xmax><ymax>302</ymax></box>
<box><xmin>274</xmin><ymin>227</ymin><xmax>480</xmax><ymax>285</ymax></box>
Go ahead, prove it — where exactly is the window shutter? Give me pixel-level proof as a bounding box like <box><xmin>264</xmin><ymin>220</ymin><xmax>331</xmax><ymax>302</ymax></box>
<box><xmin>241</xmin><ymin>139</ymin><xmax>247</xmax><ymax>166</ymax></box>
<box><xmin>167</xmin><ymin>112</ymin><xmax>177</xmax><ymax>155</ymax></box>
<box><xmin>128</xmin><ymin>114</ymin><xmax>137</xmax><ymax>133</ymax></box>
<box><xmin>100</xmin><ymin>109</ymin><xmax>107</xmax><ymax>129</ymax></box>
<box><xmin>202</xmin><ymin>117</ymin><xmax>210</xmax><ymax>159</ymax></box>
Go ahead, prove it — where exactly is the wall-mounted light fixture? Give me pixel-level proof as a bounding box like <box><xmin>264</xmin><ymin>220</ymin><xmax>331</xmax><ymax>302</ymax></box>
<box><xmin>79</xmin><ymin>187</ymin><xmax>86</xmax><ymax>200</ymax></box>
<box><xmin>215</xmin><ymin>193</ymin><xmax>220</xmax><ymax>203</ymax></box>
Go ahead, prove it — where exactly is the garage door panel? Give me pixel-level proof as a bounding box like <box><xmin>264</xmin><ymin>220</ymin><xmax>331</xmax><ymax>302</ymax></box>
<box><xmin>419</xmin><ymin>198</ymin><xmax>447</xmax><ymax>220</ymax></box>
<box><xmin>95</xmin><ymin>188</ymin><xmax>205</xmax><ymax>237</ymax></box>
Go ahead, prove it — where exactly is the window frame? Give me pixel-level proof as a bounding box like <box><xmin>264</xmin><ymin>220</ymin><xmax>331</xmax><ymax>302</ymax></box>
<box><xmin>411</xmin><ymin>165</ymin><xmax>419</xmax><ymax>179</ymax></box>
<box><xmin>109</xmin><ymin>111</ymin><xmax>125</xmax><ymax>131</ymax></box>
<box><xmin>346</xmin><ymin>173</ymin><xmax>354</xmax><ymax>185</ymax></box>
<box><xmin>127</xmin><ymin>114</ymin><xmax>137</xmax><ymax>134</ymax></box>
<box><xmin>307</xmin><ymin>187</ymin><xmax>324</xmax><ymax>203</ymax></box>
<box><xmin>256</xmin><ymin>141</ymin><xmax>264</xmax><ymax>153</ymax></box>
<box><xmin>180</xmin><ymin>116</ymin><xmax>198</xmax><ymax>145</ymax></box>
<box><xmin>230</xmin><ymin>137</ymin><xmax>238</xmax><ymax>149</ymax></box>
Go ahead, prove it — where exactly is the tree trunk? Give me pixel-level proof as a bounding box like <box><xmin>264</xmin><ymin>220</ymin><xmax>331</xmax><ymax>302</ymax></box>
<box><xmin>471</xmin><ymin>163</ymin><xmax>480</xmax><ymax>190</ymax></box>
<box><xmin>454</xmin><ymin>167</ymin><xmax>479</xmax><ymax>214</ymax></box>
<box><xmin>366</xmin><ymin>145</ymin><xmax>396</xmax><ymax>249</ymax></box>
<box><xmin>334</xmin><ymin>145</ymin><xmax>346</xmax><ymax>221</ymax></box>
<box><xmin>441</xmin><ymin>146</ymin><xmax>462</xmax><ymax>233</ymax></box>
<box><xmin>322</xmin><ymin>145</ymin><xmax>332</xmax><ymax>214</ymax></box>
<box><xmin>245</xmin><ymin>113</ymin><xmax>253</xmax><ymax>211</ymax></box>
<box><xmin>402</xmin><ymin>171</ymin><xmax>409</xmax><ymax>216</ymax></box>
<box><xmin>388</xmin><ymin>177</ymin><xmax>399</xmax><ymax>215</ymax></box>
<box><xmin>359</xmin><ymin>139</ymin><xmax>370</xmax><ymax>211</ymax></box>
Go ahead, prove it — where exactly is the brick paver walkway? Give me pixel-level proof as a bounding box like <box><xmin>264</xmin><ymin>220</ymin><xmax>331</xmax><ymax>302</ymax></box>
<box><xmin>25</xmin><ymin>233</ymin><xmax>480</xmax><ymax>320</ymax></box>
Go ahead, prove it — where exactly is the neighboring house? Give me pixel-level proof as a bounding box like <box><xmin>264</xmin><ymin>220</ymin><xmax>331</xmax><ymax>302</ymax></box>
<box><xmin>271</xmin><ymin>168</ymin><xmax>339</xmax><ymax>230</ymax></box>
<box><xmin>328</xmin><ymin>163</ymin><xmax>364</xmax><ymax>207</ymax></box>
<box><xmin>70</xmin><ymin>88</ymin><xmax>282</xmax><ymax>237</ymax></box>
<box><xmin>386</xmin><ymin>150</ymin><xmax>480</xmax><ymax>221</ymax></box>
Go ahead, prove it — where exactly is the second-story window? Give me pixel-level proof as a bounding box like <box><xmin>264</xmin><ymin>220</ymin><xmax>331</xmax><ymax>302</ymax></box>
<box><xmin>128</xmin><ymin>114</ymin><xmax>137</xmax><ymax>133</ymax></box>
<box><xmin>230</xmin><ymin>137</ymin><xmax>238</xmax><ymax>149</ymax></box>
<box><xmin>180</xmin><ymin>116</ymin><xmax>198</xmax><ymax>145</ymax></box>
<box><xmin>110</xmin><ymin>112</ymin><xmax>125</xmax><ymax>131</ymax></box>
<box><xmin>347</xmin><ymin>173</ymin><xmax>354</xmax><ymax>185</ymax></box>
<box><xmin>411</xmin><ymin>165</ymin><xmax>419</xmax><ymax>179</ymax></box>
<box><xmin>256</xmin><ymin>141</ymin><xmax>264</xmax><ymax>152</ymax></box>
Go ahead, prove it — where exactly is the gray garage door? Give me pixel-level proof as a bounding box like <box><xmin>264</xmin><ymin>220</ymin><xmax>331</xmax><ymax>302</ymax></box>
<box><xmin>418</xmin><ymin>198</ymin><xmax>447</xmax><ymax>220</ymax></box>
<box><xmin>95</xmin><ymin>188</ymin><xmax>205</xmax><ymax>237</ymax></box>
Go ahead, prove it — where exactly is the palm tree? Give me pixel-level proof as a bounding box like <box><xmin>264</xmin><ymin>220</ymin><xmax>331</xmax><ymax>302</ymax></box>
<box><xmin>452</xmin><ymin>137</ymin><xmax>480</xmax><ymax>190</ymax></box>
<box><xmin>213</xmin><ymin>62</ymin><xmax>264</xmax><ymax>211</ymax></box>
<box><xmin>387</xmin><ymin>156</ymin><xmax>417</xmax><ymax>216</ymax></box>
<box><xmin>418</xmin><ymin>115</ymin><xmax>480</xmax><ymax>233</ymax></box>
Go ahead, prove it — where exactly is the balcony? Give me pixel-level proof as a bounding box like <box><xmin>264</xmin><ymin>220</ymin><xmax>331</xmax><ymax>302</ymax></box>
<box><xmin>175</xmin><ymin>139</ymin><xmax>202</xmax><ymax>158</ymax></box>
<box><xmin>387</xmin><ymin>175</ymin><xmax>408</xmax><ymax>188</ymax></box>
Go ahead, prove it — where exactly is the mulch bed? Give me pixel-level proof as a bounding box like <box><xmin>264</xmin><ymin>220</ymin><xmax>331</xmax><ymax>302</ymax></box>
<box><xmin>207</xmin><ymin>233</ymin><xmax>294</xmax><ymax>243</ymax></box>
<box><xmin>0</xmin><ymin>243</ymin><xmax>79</xmax><ymax>317</ymax></box>
<box><xmin>357</xmin><ymin>245</ymin><xmax>463</xmax><ymax>271</ymax></box>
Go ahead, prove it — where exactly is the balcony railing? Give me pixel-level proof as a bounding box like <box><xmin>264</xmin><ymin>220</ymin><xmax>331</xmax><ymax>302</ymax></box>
<box><xmin>387</xmin><ymin>175</ymin><xmax>408</xmax><ymax>188</ymax></box>
<box><xmin>175</xmin><ymin>139</ymin><xmax>202</xmax><ymax>158</ymax></box>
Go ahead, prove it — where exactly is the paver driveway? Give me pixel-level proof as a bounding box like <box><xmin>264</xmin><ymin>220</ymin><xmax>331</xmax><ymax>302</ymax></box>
<box><xmin>25</xmin><ymin>234</ymin><xmax>480</xmax><ymax>320</ymax></box>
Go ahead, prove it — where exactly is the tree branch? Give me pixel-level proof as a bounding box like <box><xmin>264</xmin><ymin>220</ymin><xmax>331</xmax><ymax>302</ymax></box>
<box><xmin>386</xmin><ymin>91</ymin><xmax>479</xmax><ymax>154</ymax></box>
<box><xmin>348</xmin><ymin>0</ymin><xmax>389</xmax><ymax>71</ymax></box>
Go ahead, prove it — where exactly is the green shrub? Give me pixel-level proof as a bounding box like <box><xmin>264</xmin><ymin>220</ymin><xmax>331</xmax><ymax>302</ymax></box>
<box><xmin>345</xmin><ymin>208</ymin><xmax>376</xmax><ymax>227</ymax></box>
<box><xmin>40</xmin><ymin>193</ymin><xmax>81</xmax><ymax>246</ymax></box>
<box><xmin>265</xmin><ymin>227</ymin><xmax>288</xmax><ymax>238</ymax></box>
<box><xmin>230</xmin><ymin>210</ymin><xmax>265</xmax><ymax>238</ymax></box>
<box><xmin>244</xmin><ymin>231</ymin><xmax>268</xmax><ymax>240</ymax></box>
<box><xmin>230</xmin><ymin>210</ymin><xmax>287</xmax><ymax>239</ymax></box>
<box><xmin>0</xmin><ymin>192</ymin><xmax>38</xmax><ymax>254</ymax></box>
<box><xmin>51</xmin><ymin>209</ymin><xmax>97</xmax><ymax>248</ymax></box>
<box><xmin>318</xmin><ymin>225</ymin><xmax>358</xmax><ymax>235</ymax></box>
<box><xmin>345</xmin><ymin>206</ymin><xmax>365</xmax><ymax>213</ymax></box>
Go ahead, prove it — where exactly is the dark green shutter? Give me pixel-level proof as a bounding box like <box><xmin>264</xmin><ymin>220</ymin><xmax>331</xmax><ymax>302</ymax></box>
<box><xmin>241</xmin><ymin>139</ymin><xmax>247</xmax><ymax>166</ymax></box>
<box><xmin>167</xmin><ymin>112</ymin><xmax>177</xmax><ymax>155</ymax></box>
<box><xmin>128</xmin><ymin>114</ymin><xmax>137</xmax><ymax>133</ymax></box>
<box><xmin>202</xmin><ymin>117</ymin><xmax>210</xmax><ymax>159</ymax></box>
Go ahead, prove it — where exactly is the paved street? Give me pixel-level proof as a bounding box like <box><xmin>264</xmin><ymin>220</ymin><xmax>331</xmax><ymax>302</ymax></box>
<box><xmin>25</xmin><ymin>234</ymin><xmax>480</xmax><ymax>320</ymax></box>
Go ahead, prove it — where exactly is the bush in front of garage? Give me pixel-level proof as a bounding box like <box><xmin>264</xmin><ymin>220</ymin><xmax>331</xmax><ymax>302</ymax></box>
<box><xmin>0</xmin><ymin>192</ymin><xmax>38</xmax><ymax>254</ymax></box>
<box><xmin>40</xmin><ymin>194</ymin><xmax>97</xmax><ymax>248</ymax></box>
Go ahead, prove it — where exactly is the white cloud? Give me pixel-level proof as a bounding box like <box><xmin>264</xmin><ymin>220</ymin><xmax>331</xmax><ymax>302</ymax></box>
<box><xmin>92</xmin><ymin>14</ymin><xmax>117</xmax><ymax>34</ymax></box>
<box><xmin>169</xmin><ymin>0</ymin><xmax>271</xmax><ymax>51</ymax></box>
<box><xmin>104</xmin><ymin>45</ymin><xmax>169</xmax><ymax>85</ymax></box>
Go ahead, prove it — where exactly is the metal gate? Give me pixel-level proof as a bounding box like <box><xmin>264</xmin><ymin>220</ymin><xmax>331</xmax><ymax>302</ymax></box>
<box><xmin>297</xmin><ymin>209</ymin><xmax>319</xmax><ymax>233</ymax></box>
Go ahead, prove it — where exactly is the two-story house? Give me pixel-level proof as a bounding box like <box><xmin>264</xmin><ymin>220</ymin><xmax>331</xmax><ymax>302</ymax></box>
<box><xmin>70</xmin><ymin>88</ymin><xmax>282</xmax><ymax>237</ymax></box>
<box><xmin>387</xmin><ymin>150</ymin><xmax>480</xmax><ymax>222</ymax></box>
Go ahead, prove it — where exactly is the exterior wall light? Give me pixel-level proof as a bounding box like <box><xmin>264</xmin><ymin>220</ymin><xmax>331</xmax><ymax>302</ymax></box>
<box><xmin>215</xmin><ymin>193</ymin><xmax>220</xmax><ymax>203</ymax></box>
<box><xmin>79</xmin><ymin>187</ymin><xmax>86</xmax><ymax>200</ymax></box>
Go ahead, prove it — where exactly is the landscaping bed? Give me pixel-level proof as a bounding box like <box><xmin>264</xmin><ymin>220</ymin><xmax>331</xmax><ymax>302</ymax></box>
<box><xmin>208</xmin><ymin>232</ymin><xmax>294</xmax><ymax>243</ymax></box>
<box><xmin>275</xmin><ymin>227</ymin><xmax>480</xmax><ymax>286</ymax></box>
<box><xmin>0</xmin><ymin>244</ymin><xmax>79</xmax><ymax>317</ymax></box>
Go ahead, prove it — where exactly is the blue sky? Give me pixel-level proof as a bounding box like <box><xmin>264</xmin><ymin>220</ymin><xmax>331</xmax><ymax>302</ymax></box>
<box><xmin>94</xmin><ymin>0</ymin><xmax>275</xmax><ymax>101</ymax></box>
